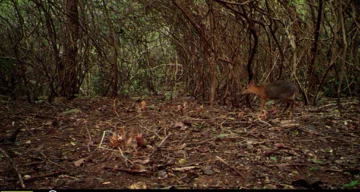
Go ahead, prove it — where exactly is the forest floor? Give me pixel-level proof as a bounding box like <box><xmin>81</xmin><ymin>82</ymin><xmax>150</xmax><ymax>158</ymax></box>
<box><xmin>1</xmin><ymin>95</ymin><xmax>360</xmax><ymax>189</ymax></box>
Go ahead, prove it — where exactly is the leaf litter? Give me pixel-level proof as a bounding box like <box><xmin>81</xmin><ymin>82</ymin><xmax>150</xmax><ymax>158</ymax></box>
<box><xmin>0</xmin><ymin>96</ymin><xmax>359</xmax><ymax>189</ymax></box>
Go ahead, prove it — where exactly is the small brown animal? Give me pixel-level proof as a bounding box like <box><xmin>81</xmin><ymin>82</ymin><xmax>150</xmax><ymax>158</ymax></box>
<box><xmin>242</xmin><ymin>80</ymin><xmax>298</xmax><ymax>119</ymax></box>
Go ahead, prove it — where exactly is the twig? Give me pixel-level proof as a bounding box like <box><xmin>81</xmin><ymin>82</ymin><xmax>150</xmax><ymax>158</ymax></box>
<box><xmin>216</xmin><ymin>156</ymin><xmax>243</xmax><ymax>177</ymax></box>
<box><xmin>187</xmin><ymin>138</ymin><xmax>214</xmax><ymax>147</ymax></box>
<box><xmin>257</xmin><ymin>115</ymin><xmax>272</xmax><ymax>126</ymax></box>
<box><xmin>113</xmin><ymin>98</ymin><xmax>120</xmax><ymax>118</ymax></box>
<box><xmin>149</xmin><ymin>133</ymin><xmax>171</xmax><ymax>157</ymax></box>
<box><xmin>177</xmin><ymin>133</ymin><xmax>188</xmax><ymax>145</ymax></box>
<box><xmin>98</xmin><ymin>130</ymin><xmax>112</xmax><ymax>148</ymax></box>
<box><xmin>117</xmin><ymin>147</ymin><xmax>134</xmax><ymax>166</ymax></box>
<box><xmin>40</xmin><ymin>152</ymin><xmax>60</xmax><ymax>167</ymax></box>
<box><xmin>139</xmin><ymin>124</ymin><xmax>162</xmax><ymax>140</ymax></box>
<box><xmin>315</xmin><ymin>103</ymin><xmax>336</xmax><ymax>110</ymax></box>
<box><xmin>157</xmin><ymin>133</ymin><xmax>171</xmax><ymax>148</ymax></box>
<box><xmin>266</xmin><ymin>163</ymin><xmax>307</xmax><ymax>168</ymax></box>
<box><xmin>104</xmin><ymin>166</ymin><xmax>148</xmax><ymax>174</ymax></box>
<box><xmin>219</xmin><ymin>118</ymin><xmax>229</xmax><ymax>130</ymax></box>
<box><xmin>84</xmin><ymin>124</ymin><xmax>92</xmax><ymax>141</ymax></box>
<box><xmin>0</xmin><ymin>147</ymin><xmax>25</xmax><ymax>188</ymax></box>
<box><xmin>21</xmin><ymin>121</ymin><xmax>36</xmax><ymax>138</ymax></box>
<box><xmin>84</xmin><ymin>124</ymin><xmax>92</xmax><ymax>152</ymax></box>
<box><xmin>23</xmin><ymin>171</ymin><xmax>62</xmax><ymax>181</ymax></box>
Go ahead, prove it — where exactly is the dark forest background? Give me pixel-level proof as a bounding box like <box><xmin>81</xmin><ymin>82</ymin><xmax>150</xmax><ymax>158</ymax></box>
<box><xmin>0</xmin><ymin>0</ymin><xmax>359</xmax><ymax>107</ymax></box>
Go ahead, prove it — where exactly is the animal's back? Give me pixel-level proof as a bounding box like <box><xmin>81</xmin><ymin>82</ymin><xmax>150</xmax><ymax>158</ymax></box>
<box><xmin>264</xmin><ymin>81</ymin><xmax>297</xmax><ymax>100</ymax></box>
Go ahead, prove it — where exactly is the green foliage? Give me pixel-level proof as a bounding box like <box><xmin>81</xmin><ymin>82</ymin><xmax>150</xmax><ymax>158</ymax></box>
<box><xmin>344</xmin><ymin>180</ymin><xmax>358</xmax><ymax>188</ymax></box>
<box><xmin>0</xmin><ymin>0</ymin><xmax>358</xmax><ymax>101</ymax></box>
<box><xmin>288</xmin><ymin>0</ymin><xmax>308</xmax><ymax>16</ymax></box>
<box><xmin>0</xmin><ymin>0</ymin><xmax>16</xmax><ymax>19</ymax></box>
<box><xmin>309</xmin><ymin>166</ymin><xmax>320</xmax><ymax>171</ymax></box>
<box><xmin>92</xmin><ymin>73</ymin><xmax>103</xmax><ymax>95</ymax></box>
<box><xmin>310</xmin><ymin>158</ymin><xmax>324</xmax><ymax>164</ymax></box>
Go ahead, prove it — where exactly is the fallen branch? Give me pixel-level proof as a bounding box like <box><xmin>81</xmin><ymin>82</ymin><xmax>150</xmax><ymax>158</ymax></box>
<box><xmin>104</xmin><ymin>166</ymin><xmax>148</xmax><ymax>174</ymax></box>
<box><xmin>23</xmin><ymin>171</ymin><xmax>62</xmax><ymax>182</ymax></box>
<box><xmin>0</xmin><ymin>147</ymin><xmax>25</xmax><ymax>188</ymax></box>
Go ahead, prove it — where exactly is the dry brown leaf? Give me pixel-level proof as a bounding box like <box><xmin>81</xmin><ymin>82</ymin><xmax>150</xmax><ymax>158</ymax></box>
<box><xmin>177</xmin><ymin>104</ymin><xmax>183</xmax><ymax>115</ymax></box>
<box><xmin>174</xmin><ymin>121</ymin><xmax>191</xmax><ymax>130</ymax></box>
<box><xmin>132</xmin><ymin>164</ymin><xmax>147</xmax><ymax>172</ymax></box>
<box><xmin>141</xmin><ymin>100</ymin><xmax>146</xmax><ymax>111</ymax></box>
<box><xmin>126</xmin><ymin>128</ymin><xmax>134</xmax><ymax>146</ymax></box>
<box><xmin>133</xmin><ymin>158</ymin><xmax>150</xmax><ymax>165</ymax></box>
<box><xmin>135</xmin><ymin>133</ymin><xmax>147</xmax><ymax>148</ymax></box>
<box><xmin>128</xmin><ymin>181</ymin><xmax>147</xmax><ymax>189</ymax></box>
<box><xmin>109</xmin><ymin>132</ymin><xmax>119</xmax><ymax>148</ymax></box>
<box><xmin>157</xmin><ymin>170</ymin><xmax>168</xmax><ymax>180</ymax></box>
<box><xmin>183</xmin><ymin>101</ymin><xmax>188</xmax><ymax>109</ymax></box>
<box><xmin>275</xmin><ymin>143</ymin><xmax>285</xmax><ymax>148</ymax></box>
<box><xmin>119</xmin><ymin>139</ymin><xmax>126</xmax><ymax>149</ymax></box>
<box><xmin>74</xmin><ymin>158</ymin><xmax>85</xmax><ymax>167</ymax></box>
<box><xmin>177</xmin><ymin>143</ymin><xmax>186</xmax><ymax>150</ymax></box>
<box><xmin>196</xmin><ymin>104</ymin><xmax>204</xmax><ymax>113</ymax></box>
<box><xmin>174</xmin><ymin>121</ymin><xmax>184</xmax><ymax>129</ymax></box>
<box><xmin>108</xmin><ymin>126</ymin><xmax>137</xmax><ymax>149</ymax></box>
<box><xmin>177</xmin><ymin>104</ymin><xmax>182</xmax><ymax>111</ymax></box>
<box><xmin>120</xmin><ymin>126</ymin><xmax>125</xmax><ymax>138</ymax></box>
<box><xmin>238</xmin><ymin>111</ymin><xmax>245</xmax><ymax>118</ymax></box>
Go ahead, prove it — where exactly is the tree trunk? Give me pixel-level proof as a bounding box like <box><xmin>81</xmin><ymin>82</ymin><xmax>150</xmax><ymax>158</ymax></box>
<box><xmin>336</xmin><ymin>1</ymin><xmax>348</xmax><ymax>109</ymax></box>
<box><xmin>61</xmin><ymin>0</ymin><xmax>79</xmax><ymax>98</ymax></box>
<box><xmin>305</xmin><ymin>0</ymin><xmax>324</xmax><ymax>105</ymax></box>
<box><xmin>102</xmin><ymin>0</ymin><xmax>119</xmax><ymax>97</ymax></box>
